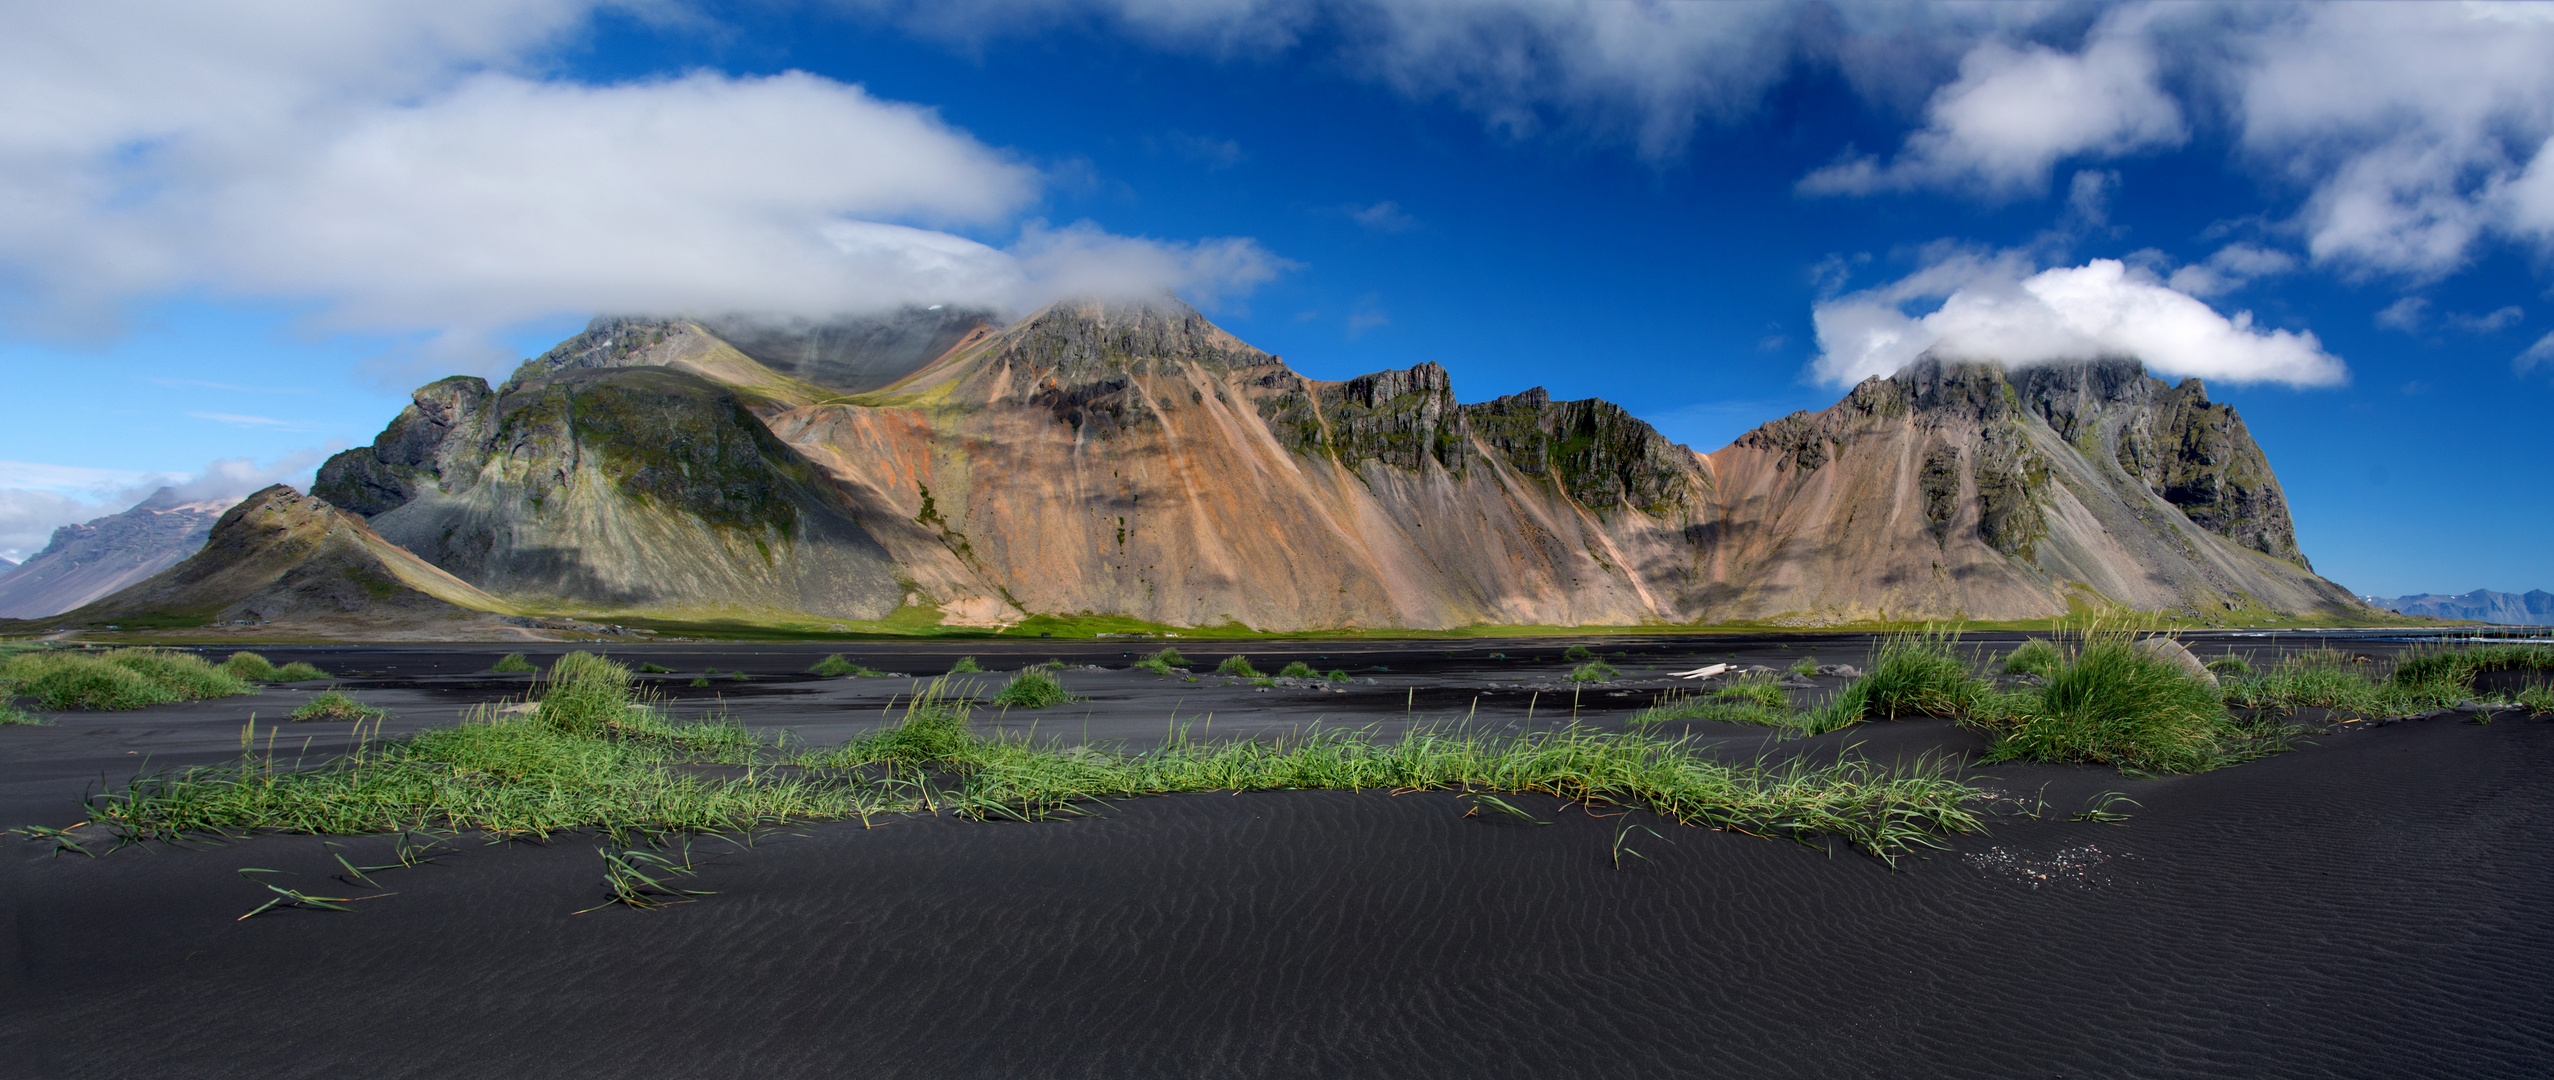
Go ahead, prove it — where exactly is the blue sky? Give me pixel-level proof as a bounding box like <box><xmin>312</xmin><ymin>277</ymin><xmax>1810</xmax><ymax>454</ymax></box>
<box><xmin>2</xmin><ymin>2</ymin><xmax>2550</xmax><ymax>598</ymax></box>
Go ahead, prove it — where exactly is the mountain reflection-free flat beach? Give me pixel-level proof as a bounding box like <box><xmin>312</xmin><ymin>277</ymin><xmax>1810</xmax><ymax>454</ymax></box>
<box><xmin>5</xmin><ymin>632</ymin><xmax>2550</xmax><ymax>1079</ymax></box>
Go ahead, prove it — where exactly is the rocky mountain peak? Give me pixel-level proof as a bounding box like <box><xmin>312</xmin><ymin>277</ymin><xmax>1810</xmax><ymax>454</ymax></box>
<box><xmin>968</xmin><ymin>296</ymin><xmax>1278</xmax><ymax>382</ymax></box>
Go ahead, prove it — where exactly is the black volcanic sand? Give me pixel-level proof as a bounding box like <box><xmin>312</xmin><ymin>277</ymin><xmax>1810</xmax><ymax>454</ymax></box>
<box><xmin>5</xmin><ymin>631</ymin><xmax>2552</xmax><ymax>1078</ymax></box>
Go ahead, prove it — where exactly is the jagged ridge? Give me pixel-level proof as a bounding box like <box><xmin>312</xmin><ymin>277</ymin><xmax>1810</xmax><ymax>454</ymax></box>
<box><xmin>310</xmin><ymin>299</ymin><xmax>2367</xmax><ymax>630</ymax></box>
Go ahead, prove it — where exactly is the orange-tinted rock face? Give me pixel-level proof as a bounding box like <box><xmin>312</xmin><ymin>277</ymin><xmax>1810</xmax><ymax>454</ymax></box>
<box><xmin>313</xmin><ymin>299</ymin><xmax>2368</xmax><ymax>630</ymax></box>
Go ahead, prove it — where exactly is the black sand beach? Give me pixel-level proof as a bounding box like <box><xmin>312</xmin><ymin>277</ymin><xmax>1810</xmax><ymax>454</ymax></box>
<box><xmin>6</xmin><ymin>633</ymin><xmax>2551</xmax><ymax>1078</ymax></box>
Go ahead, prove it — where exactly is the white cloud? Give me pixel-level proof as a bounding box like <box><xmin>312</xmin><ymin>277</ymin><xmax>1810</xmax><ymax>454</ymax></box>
<box><xmin>2235</xmin><ymin>3</ymin><xmax>2554</xmax><ymax>277</ymax></box>
<box><xmin>1800</xmin><ymin>11</ymin><xmax>2185</xmax><ymax>198</ymax></box>
<box><xmin>2517</xmin><ymin>332</ymin><xmax>2554</xmax><ymax>374</ymax></box>
<box><xmin>1812</xmin><ymin>257</ymin><xmax>2345</xmax><ymax>389</ymax></box>
<box><xmin>0</xmin><ymin>2</ymin><xmax>1289</xmax><ymax>369</ymax></box>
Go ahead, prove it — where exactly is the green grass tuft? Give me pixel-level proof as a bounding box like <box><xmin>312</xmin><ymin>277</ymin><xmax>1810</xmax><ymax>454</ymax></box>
<box><xmin>1979</xmin><ymin>630</ymin><xmax>2274</xmax><ymax>774</ymax></box>
<box><xmin>1567</xmin><ymin>660</ymin><xmax>1618</xmax><ymax>683</ymax></box>
<box><xmin>491</xmin><ymin>653</ymin><xmax>537</xmax><ymax>674</ymax></box>
<box><xmin>1215</xmin><ymin>655</ymin><xmax>1261</xmax><ymax>677</ymax></box>
<box><xmin>0</xmin><ymin>681</ymin><xmax>42</xmax><ymax>725</ymax></box>
<box><xmin>1147</xmin><ymin>647</ymin><xmax>1189</xmax><ymax>668</ymax></box>
<box><xmin>688</xmin><ymin>676</ymin><xmax>710</xmax><ymax>688</ymax></box>
<box><xmin>271</xmin><ymin>661</ymin><xmax>328</xmax><ymax>681</ymax></box>
<box><xmin>1326</xmin><ymin>669</ymin><xmax>1350</xmax><ymax>683</ymax></box>
<box><xmin>1813</xmin><ymin>630</ymin><xmax>1988</xmax><ymax>728</ymax></box>
<box><xmin>2391</xmin><ymin>642</ymin><xmax>2554</xmax><ymax>689</ymax></box>
<box><xmin>0</xmin><ymin>649</ymin><xmax>250</xmax><ymax>710</ymax></box>
<box><xmin>1788</xmin><ymin>656</ymin><xmax>1820</xmax><ymax>676</ymax></box>
<box><xmin>1278</xmin><ymin>661</ymin><xmax>1317</xmax><ymax>678</ymax></box>
<box><xmin>990</xmin><ymin>667</ymin><xmax>1077</xmax><ymax>709</ymax></box>
<box><xmin>1563</xmin><ymin>644</ymin><xmax>1595</xmax><ymax>662</ymax></box>
<box><xmin>2204</xmin><ymin>655</ymin><xmax>2253</xmax><ymax>676</ymax></box>
<box><xmin>291</xmin><ymin>689</ymin><xmax>389</xmax><ymax>723</ymax></box>
<box><xmin>812</xmin><ymin>655</ymin><xmax>885</xmax><ymax>677</ymax></box>
<box><xmin>221</xmin><ymin>651</ymin><xmax>278</xmax><ymax>680</ymax></box>
<box><xmin>1999</xmin><ymin>638</ymin><xmax>2064</xmax><ymax>677</ymax></box>
<box><xmin>949</xmin><ymin>656</ymin><xmax>983</xmax><ymax>673</ymax></box>
<box><xmin>638</xmin><ymin>663</ymin><xmax>675</xmax><ymax>674</ymax></box>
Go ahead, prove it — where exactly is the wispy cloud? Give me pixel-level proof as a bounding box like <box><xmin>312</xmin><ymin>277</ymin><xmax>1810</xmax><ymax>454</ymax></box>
<box><xmin>147</xmin><ymin>377</ymin><xmax>311</xmax><ymax>393</ymax></box>
<box><xmin>1346</xmin><ymin>295</ymin><xmax>1390</xmax><ymax>340</ymax></box>
<box><xmin>2447</xmin><ymin>306</ymin><xmax>2525</xmax><ymax>333</ymax></box>
<box><xmin>188</xmin><ymin>411</ymin><xmax>326</xmax><ymax>431</ymax></box>
<box><xmin>1345</xmin><ymin>201</ymin><xmax>1416</xmax><ymax>233</ymax></box>
<box><xmin>2517</xmin><ymin>332</ymin><xmax>2554</xmax><ymax>374</ymax></box>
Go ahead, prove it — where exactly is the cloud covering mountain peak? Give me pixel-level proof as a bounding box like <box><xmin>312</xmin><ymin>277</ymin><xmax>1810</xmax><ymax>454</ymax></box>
<box><xmin>1812</xmin><ymin>257</ymin><xmax>2345</xmax><ymax>389</ymax></box>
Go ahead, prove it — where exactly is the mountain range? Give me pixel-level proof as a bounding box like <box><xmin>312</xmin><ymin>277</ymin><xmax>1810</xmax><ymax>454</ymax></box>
<box><xmin>0</xmin><ymin>488</ymin><xmax>235</xmax><ymax>620</ymax></box>
<box><xmin>2365</xmin><ymin>590</ymin><xmax>2554</xmax><ymax>625</ymax></box>
<box><xmin>17</xmin><ymin>297</ymin><xmax>2378</xmax><ymax>636</ymax></box>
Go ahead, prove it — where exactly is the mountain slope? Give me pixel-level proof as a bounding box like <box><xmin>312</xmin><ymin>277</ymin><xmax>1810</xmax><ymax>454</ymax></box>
<box><xmin>0</xmin><ymin>488</ymin><xmax>231</xmax><ymax>619</ymax></box>
<box><xmin>314</xmin><ymin>300</ymin><xmax>2371</xmax><ymax>630</ymax></box>
<box><xmin>1692</xmin><ymin>359</ymin><xmax>2355</xmax><ymax>623</ymax></box>
<box><xmin>2369</xmin><ymin>589</ymin><xmax>2554</xmax><ymax>624</ymax></box>
<box><xmin>317</xmin><ymin>362</ymin><xmax>912</xmax><ymax>621</ymax></box>
<box><xmin>33</xmin><ymin>485</ymin><xmax>516</xmax><ymax>634</ymax></box>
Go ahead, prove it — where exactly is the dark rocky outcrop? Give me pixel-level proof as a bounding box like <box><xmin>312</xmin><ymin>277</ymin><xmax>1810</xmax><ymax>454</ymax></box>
<box><xmin>1255</xmin><ymin>362</ymin><xmax>1697</xmax><ymax>516</ymax></box>
<box><xmin>319</xmin><ymin>363</ymin><xmax>906</xmax><ymax>620</ymax></box>
<box><xmin>2012</xmin><ymin>360</ymin><xmax>2303</xmax><ymax>567</ymax></box>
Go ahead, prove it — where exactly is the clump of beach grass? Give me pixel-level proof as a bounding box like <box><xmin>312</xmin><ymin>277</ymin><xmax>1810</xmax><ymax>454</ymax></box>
<box><xmin>949</xmin><ymin>656</ymin><xmax>983</xmax><ymax>673</ymax></box>
<box><xmin>2390</xmin><ymin>641</ymin><xmax>2554</xmax><ymax>691</ymax></box>
<box><xmin>1215</xmin><ymin>655</ymin><xmax>1261</xmax><ymax>678</ymax></box>
<box><xmin>1563</xmin><ymin>644</ymin><xmax>1595</xmax><ymax>662</ymax></box>
<box><xmin>1567</xmin><ymin>659</ymin><xmax>1618</xmax><ymax>683</ymax></box>
<box><xmin>1278</xmin><ymin>661</ymin><xmax>1317</xmax><ymax>678</ymax></box>
<box><xmin>1978</xmin><ymin>630</ymin><xmax>2282</xmax><ymax>774</ymax></box>
<box><xmin>1</xmin><ymin>686</ymin><xmax>41</xmax><ymax>725</ymax></box>
<box><xmin>491</xmin><ymin>653</ymin><xmax>537</xmax><ymax>674</ymax></box>
<box><xmin>291</xmin><ymin>689</ymin><xmax>389</xmax><ymax>723</ymax></box>
<box><xmin>637</xmin><ymin>663</ymin><xmax>676</xmax><ymax>674</ymax></box>
<box><xmin>990</xmin><ymin>667</ymin><xmax>1077</xmax><ymax>709</ymax></box>
<box><xmin>1326</xmin><ymin>669</ymin><xmax>1351</xmax><ymax>683</ymax></box>
<box><xmin>1788</xmin><ymin>656</ymin><xmax>1820</xmax><ymax>676</ymax></box>
<box><xmin>2213</xmin><ymin>640</ymin><xmax>2554</xmax><ymax>721</ymax></box>
<box><xmin>1999</xmin><ymin>639</ymin><xmax>2064</xmax><ymax>678</ymax></box>
<box><xmin>222</xmin><ymin>652</ymin><xmax>330</xmax><ymax>682</ymax></box>
<box><xmin>0</xmin><ymin>648</ymin><xmax>251</xmax><ymax>710</ymax></box>
<box><xmin>1807</xmin><ymin>629</ymin><xmax>1987</xmax><ymax>730</ymax></box>
<box><xmin>812</xmin><ymin>655</ymin><xmax>884</xmax><ymax>677</ymax></box>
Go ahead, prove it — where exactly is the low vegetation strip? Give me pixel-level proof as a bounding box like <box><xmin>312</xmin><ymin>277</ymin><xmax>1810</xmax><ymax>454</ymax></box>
<box><xmin>76</xmin><ymin>657</ymin><xmax>1985</xmax><ymax>865</ymax></box>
